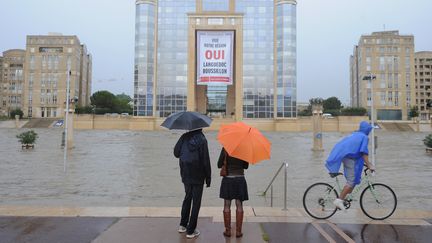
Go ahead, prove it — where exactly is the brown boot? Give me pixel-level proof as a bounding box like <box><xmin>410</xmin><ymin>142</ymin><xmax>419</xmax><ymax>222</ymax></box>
<box><xmin>236</xmin><ymin>210</ymin><xmax>243</xmax><ymax>238</ymax></box>
<box><xmin>223</xmin><ymin>211</ymin><xmax>231</xmax><ymax>237</ymax></box>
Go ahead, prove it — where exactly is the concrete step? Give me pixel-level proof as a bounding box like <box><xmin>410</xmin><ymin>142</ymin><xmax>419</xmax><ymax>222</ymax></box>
<box><xmin>22</xmin><ymin>118</ymin><xmax>57</xmax><ymax>128</ymax></box>
<box><xmin>380</xmin><ymin>122</ymin><xmax>414</xmax><ymax>132</ymax></box>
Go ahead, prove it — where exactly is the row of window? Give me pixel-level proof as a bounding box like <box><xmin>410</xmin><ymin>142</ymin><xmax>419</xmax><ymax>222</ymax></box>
<box><xmin>363</xmin><ymin>37</ymin><xmax>412</xmax><ymax>45</ymax></box>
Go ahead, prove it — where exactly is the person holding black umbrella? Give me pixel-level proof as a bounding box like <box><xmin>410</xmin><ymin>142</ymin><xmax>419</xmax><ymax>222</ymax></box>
<box><xmin>167</xmin><ymin>111</ymin><xmax>212</xmax><ymax>239</ymax></box>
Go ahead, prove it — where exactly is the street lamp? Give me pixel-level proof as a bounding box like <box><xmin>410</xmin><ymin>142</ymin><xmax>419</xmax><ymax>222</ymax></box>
<box><xmin>363</xmin><ymin>74</ymin><xmax>376</xmax><ymax>167</ymax></box>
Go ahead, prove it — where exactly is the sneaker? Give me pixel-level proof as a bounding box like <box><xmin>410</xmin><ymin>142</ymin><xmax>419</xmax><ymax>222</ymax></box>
<box><xmin>333</xmin><ymin>198</ymin><xmax>346</xmax><ymax>211</ymax></box>
<box><xmin>186</xmin><ymin>229</ymin><xmax>200</xmax><ymax>239</ymax></box>
<box><xmin>178</xmin><ymin>226</ymin><xmax>187</xmax><ymax>233</ymax></box>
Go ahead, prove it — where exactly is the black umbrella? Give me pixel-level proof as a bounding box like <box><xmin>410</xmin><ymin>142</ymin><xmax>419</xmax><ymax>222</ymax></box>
<box><xmin>160</xmin><ymin>111</ymin><xmax>212</xmax><ymax>130</ymax></box>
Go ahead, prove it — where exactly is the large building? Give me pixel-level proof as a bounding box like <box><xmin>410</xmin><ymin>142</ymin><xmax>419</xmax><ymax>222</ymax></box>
<box><xmin>350</xmin><ymin>31</ymin><xmax>415</xmax><ymax>120</ymax></box>
<box><xmin>22</xmin><ymin>34</ymin><xmax>92</xmax><ymax>118</ymax></box>
<box><xmin>134</xmin><ymin>0</ymin><xmax>297</xmax><ymax>119</ymax></box>
<box><xmin>415</xmin><ymin>51</ymin><xmax>432</xmax><ymax>120</ymax></box>
<box><xmin>0</xmin><ymin>49</ymin><xmax>26</xmax><ymax>116</ymax></box>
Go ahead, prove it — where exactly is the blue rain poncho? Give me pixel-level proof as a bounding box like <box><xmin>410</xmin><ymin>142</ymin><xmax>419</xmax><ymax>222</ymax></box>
<box><xmin>325</xmin><ymin>121</ymin><xmax>372</xmax><ymax>185</ymax></box>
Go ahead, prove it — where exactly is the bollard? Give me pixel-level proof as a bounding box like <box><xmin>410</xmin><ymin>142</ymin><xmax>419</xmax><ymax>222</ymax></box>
<box><xmin>15</xmin><ymin>115</ymin><xmax>20</xmax><ymax>128</ymax></box>
<box><xmin>312</xmin><ymin>104</ymin><xmax>324</xmax><ymax>151</ymax></box>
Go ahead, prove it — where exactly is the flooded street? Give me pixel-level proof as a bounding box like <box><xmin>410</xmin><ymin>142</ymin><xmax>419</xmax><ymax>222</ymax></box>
<box><xmin>0</xmin><ymin>128</ymin><xmax>431</xmax><ymax>210</ymax></box>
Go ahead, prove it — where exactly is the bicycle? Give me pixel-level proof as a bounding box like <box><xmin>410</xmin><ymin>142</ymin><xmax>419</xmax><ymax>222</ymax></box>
<box><xmin>302</xmin><ymin>168</ymin><xmax>397</xmax><ymax>220</ymax></box>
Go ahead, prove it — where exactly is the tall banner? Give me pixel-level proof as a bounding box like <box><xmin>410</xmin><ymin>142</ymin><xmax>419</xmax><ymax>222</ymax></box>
<box><xmin>197</xmin><ymin>31</ymin><xmax>234</xmax><ymax>85</ymax></box>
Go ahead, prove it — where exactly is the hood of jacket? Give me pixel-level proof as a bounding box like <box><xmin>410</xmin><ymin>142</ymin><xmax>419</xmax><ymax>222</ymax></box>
<box><xmin>358</xmin><ymin>121</ymin><xmax>372</xmax><ymax>135</ymax></box>
<box><xmin>185</xmin><ymin>129</ymin><xmax>204</xmax><ymax>152</ymax></box>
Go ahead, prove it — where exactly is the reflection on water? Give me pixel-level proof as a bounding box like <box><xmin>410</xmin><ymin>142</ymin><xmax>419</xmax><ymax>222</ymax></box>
<box><xmin>0</xmin><ymin>128</ymin><xmax>431</xmax><ymax>209</ymax></box>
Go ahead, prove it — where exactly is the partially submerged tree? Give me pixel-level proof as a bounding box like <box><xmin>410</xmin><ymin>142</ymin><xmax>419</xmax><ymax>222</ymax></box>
<box><xmin>424</xmin><ymin>134</ymin><xmax>432</xmax><ymax>148</ymax></box>
<box><xmin>17</xmin><ymin>130</ymin><xmax>38</xmax><ymax>148</ymax></box>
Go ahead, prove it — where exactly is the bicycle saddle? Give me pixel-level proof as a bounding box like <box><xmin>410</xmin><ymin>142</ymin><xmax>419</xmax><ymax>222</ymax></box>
<box><xmin>329</xmin><ymin>172</ymin><xmax>343</xmax><ymax>178</ymax></box>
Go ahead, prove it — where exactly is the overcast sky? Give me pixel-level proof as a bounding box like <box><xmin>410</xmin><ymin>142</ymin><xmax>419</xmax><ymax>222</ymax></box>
<box><xmin>1</xmin><ymin>0</ymin><xmax>431</xmax><ymax>105</ymax></box>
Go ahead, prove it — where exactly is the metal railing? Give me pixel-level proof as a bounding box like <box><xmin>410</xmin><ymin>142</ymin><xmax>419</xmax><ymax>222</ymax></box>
<box><xmin>261</xmin><ymin>162</ymin><xmax>288</xmax><ymax>210</ymax></box>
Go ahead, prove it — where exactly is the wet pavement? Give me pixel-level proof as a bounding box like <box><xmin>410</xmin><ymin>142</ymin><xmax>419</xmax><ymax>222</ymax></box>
<box><xmin>0</xmin><ymin>216</ymin><xmax>117</xmax><ymax>243</ymax></box>
<box><xmin>0</xmin><ymin>128</ymin><xmax>431</xmax><ymax>210</ymax></box>
<box><xmin>261</xmin><ymin>221</ymin><xmax>432</xmax><ymax>243</ymax></box>
<box><xmin>0</xmin><ymin>216</ymin><xmax>431</xmax><ymax>243</ymax></box>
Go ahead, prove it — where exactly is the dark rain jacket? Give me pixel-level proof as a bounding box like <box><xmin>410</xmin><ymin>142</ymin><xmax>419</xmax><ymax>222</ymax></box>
<box><xmin>217</xmin><ymin>148</ymin><xmax>248</xmax><ymax>176</ymax></box>
<box><xmin>174</xmin><ymin>129</ymin><xmax>211</xmax><ymax>186</ymax></box>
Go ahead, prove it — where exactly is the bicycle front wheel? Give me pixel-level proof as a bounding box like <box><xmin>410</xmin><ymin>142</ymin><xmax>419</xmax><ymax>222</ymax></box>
<box><xmin>303</xmin><ymin>182</ymin><xmax>338</xmax><ymax>219</ymax></box>
<box><xmin>360</xmin><ymin>183</ymin><xmax>397</xmax><ymax>220</ymax></box>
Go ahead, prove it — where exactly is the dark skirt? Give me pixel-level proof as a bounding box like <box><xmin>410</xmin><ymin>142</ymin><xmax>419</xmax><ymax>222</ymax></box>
<box><xmin>219</xmin><ymin>176</ymin><xmax>249</xmax><ymax>201</ymax></box>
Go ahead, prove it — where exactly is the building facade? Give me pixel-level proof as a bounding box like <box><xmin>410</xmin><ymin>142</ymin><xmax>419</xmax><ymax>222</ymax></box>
<box><xmin>22</xmin><ymin>34</ymin><xmax>92</xmax><ymax>118</ymax></box>
<box><xmin>415</xmin><ymin>51</ymin><xmax>432</xmax><ymax>120</ymax></box>
<box><xmin>0</xmin><ymin>49</ymin><xmax>26</xmax><ymax>116</ymax></box>
<box><xmin>134</xmin><ymin>0</ymin><xmax>297</xmax><ymax>119</ymax></box>
<box><xmin>350</xmin><ymin>31</ymin><xmax>415</xmax><ymax>120</ymax></box>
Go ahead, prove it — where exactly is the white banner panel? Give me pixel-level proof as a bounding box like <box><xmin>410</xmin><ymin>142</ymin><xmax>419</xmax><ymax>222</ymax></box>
<box><xmin>197</xmin><ymin>31</ymin><xmax>234</xmax><ymax>85</ymax></box>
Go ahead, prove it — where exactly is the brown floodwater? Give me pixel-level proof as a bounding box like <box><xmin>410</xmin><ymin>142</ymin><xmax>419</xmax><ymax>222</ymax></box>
<box><xmin>0</xmin><ymin>128</ymin><xmax>430</xmax><ymax>210</ymax></box>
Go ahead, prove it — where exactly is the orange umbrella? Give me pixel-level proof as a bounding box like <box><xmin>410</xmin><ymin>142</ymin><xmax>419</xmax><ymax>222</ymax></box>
<box><xmin>217</xmin><ymin>122</ymin><xmax>271</xmax><ymax>164</ymax></box>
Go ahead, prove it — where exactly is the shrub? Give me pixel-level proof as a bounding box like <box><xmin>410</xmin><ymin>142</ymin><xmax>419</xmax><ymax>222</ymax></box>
<box><xmin>324</xmin><ymin>109</ymin><xmax>341</xmax><ymax>117</ymax></box>
<box><xmin>10</xmin><ymin>109</ymin><xmax>24</xmax><ymax>119</ymax></box>
<box><xmin>424</xmin><ymin>134</ymin><xmax>432</xmax><ymax>148</ymax></box>
<box><xmin>75</xmin><ymin>105</ymin><xmax>94</xmax><ymax>114</ymax></box>
<box><xmin>298</xmin><ymin>109</ymin><xmax>312</xmax><ymax>116</ymax></box>
<box><xmin>341</xmin><ymin>107</ymin><xmax>368</xmax><ymax>116</ymax></box>
<box><xmin>16</xmin><ymin>130</ymin><xmax>38</xmax><ymax>145</ymax></box>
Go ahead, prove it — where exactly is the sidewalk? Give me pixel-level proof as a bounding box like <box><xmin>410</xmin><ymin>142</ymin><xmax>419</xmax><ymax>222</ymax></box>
<box><xmin>0</xmin><ymin>206</ymin><xmax>431</xmax><ymax>243</ymax></box>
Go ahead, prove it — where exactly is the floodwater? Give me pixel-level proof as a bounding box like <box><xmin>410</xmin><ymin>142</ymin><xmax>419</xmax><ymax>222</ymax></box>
<box><xmin>0</xmin><ymin>128</ymin><xmax>431</xmax><ymax>210</ymax></box>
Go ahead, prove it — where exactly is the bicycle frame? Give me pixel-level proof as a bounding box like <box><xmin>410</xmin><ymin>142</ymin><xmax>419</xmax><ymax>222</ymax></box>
<box><xmin>331</xmin><ymin>171</ymin><xmax>375</xmax><ymax>202</ymax></box>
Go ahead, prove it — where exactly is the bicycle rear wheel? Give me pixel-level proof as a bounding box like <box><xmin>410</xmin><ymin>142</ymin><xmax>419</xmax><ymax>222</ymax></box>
<box><xmin>360</xmin><ymin>183</ymin><xmax>397</xmax><ymax>220</ymax></box>
<box><xmin>303</xmin><ymin>182</ymin><xmax>338</xmax><ymax>219</ymax></box>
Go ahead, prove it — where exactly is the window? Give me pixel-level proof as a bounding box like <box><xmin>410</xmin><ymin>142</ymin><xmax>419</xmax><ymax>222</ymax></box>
<box><xmin>379</xmin><ymin>57</ymin><xmax>385</xmax><ymax>71</ymax></box>
<box><xmin>30</xmin><ymin>55</ymin><xmax>35</xmax><ymax>70</ymax></box>
<box><xmin>203</xmin><ymin>0</ymin><xmax>229</xmax><ymax>11</ymax></box>
<box><xmin>395</xmin><ymin>92</ymin><xmax>399</xmax><ymax>106</ymax></box>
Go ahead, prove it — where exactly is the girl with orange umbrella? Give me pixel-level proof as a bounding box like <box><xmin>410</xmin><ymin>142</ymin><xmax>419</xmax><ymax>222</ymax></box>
<box><xmin>217</xmin><ymin>122</ymin><xmax>271</xmax><ymax>238</ymax></box>
<box><xmin>217</xmin><ymin>148</ymin><xmax>249</xmax><ymax>238</ymax></box>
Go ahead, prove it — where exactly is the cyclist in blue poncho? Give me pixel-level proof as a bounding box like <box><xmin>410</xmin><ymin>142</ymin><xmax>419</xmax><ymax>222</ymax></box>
<box><xmin>325</xmin><ymin>121</ymin><xmax>375</xmax><ymax>210</ymax></box>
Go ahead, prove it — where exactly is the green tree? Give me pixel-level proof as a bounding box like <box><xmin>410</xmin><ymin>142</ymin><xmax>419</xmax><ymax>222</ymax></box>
<box><xmin>323</xmin><ymin>97</ymin><xmax>342</xmax><ymax>111</ymax></box>
<box><xmin>116</xmin><ymin>93</ymin><xmax>132</xmax><ymax>103</ymax></box>
<box><xmin>309</xmin><ymin>97</ymin><xmax>324</xmax><ymax>105</ymax></box>
<box><xmin>90</xmin><ymin>91</ymin><xmax>117</xmax><ymax>112</ymax></box>
<box><xmin>114</xmin><ymin>93</ymin><xmax>133</xmax><ymax>114</ymax></box>
<box><xmin>409</xmin><ymin>106</ymin><xmax>419</xmax><ymax>119</ymax></box>
<box><xmin>10</xmin><ymin>108</ymin><xmax>24</xmax><ymax>119</ymax></box>
<box><xmin>298</xmin><ymin>98</ymin><xmax>324</xmax><ymax>116</ymax></box>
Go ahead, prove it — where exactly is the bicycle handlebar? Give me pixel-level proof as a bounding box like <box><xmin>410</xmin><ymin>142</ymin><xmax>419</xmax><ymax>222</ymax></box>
<box><xmin>364</xmin><ymin>167</ymin><xmax>376</xmax><ymax>176</ymax></box>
